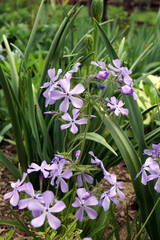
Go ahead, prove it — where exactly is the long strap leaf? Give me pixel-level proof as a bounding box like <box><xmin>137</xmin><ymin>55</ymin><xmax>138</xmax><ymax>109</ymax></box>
<box><xmin>0</xmin><ymin>65</ymin><xmax>28</xmax><ymax>171</ymax></box>
<box><xmin>96</xmin><ymin>107</ymin><xmax>159</xmax><ymax>239</ymax></box>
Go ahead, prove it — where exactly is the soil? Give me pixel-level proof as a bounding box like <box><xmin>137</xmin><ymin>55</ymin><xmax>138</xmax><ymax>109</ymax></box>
<box><xmin>0</xmin><ymin>143</ymin><xmax>139</xmax><ymax>240</ymax></box>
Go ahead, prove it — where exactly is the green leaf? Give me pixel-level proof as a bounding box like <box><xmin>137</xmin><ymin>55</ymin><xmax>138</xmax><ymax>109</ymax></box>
<box><xmin>0</xmin><ymin>65</ymin><xmax>28</xmax><ymax>171</ymax></box>
<box><xmin>24</xmin><ymin>0</ymin><xmax>45</xmax><ymax>62</ymax></box>
<box><xmin>2</xmin><ymin>35</ymin><xmax>19</xmax><ymax>97</ymax></box>
<box><xmin>4</xmin><ymin>228</ymin><xmax>14</xmax><ymax>240</ymax></box>
<box><xmin>0</xmin><ymin>150</ymin><xmax>20</xmax><ymax>179</ymax></box>
<box><xmin>72</xmin><ymin>132</ymin><xmax>117</xmax><ymax>156</ymax></box>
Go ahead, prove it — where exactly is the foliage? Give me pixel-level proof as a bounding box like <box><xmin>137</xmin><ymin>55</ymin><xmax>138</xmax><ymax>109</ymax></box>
<box><xmin>0</xmin><ymin>0</ymin><xmax>160</xmax><ymax>239</ymax></box>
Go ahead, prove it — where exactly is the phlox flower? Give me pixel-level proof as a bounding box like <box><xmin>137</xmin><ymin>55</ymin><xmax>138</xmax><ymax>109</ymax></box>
<box><xmin>49</xmin><ymin>76</ymin><xmax>85</xmax><ymax>112</ymax></box>
<box><xmin>41</xmin><ymin>68</ymin><xmax>62</xmax><ymax>107</ymax></box>
<box><xmin>108</xmin><ymin>59</ymin><xmax>138</xmax><ymax>100</ymax></box>
<box><xmin>105</xmin><ymin>174</ymin><xmax>125</xmax><ymax>200</ymax></box>
<box><xmin>99</xmin><ymin>190</ymin><xmax>119</xmax><ymax>211</ymax></box>
<box><xmin>105</xmin><ymin>96</ymin><xmax>129</xmax><ymax>116</ymax></box>
<box><xmin>18</xmin><ymin>182</ymin><xmax>43</xmax><ymax>209</ymax></box>
<box><xmin>147</xmin><ymin>165</ymin><xmax>160</xmax><ymax>192</ymax></box>
<box><xmin>61</xmin><ymin>109</ymin><xmax>87</xmax><ymax>134</ymax></box>
<box><xmin>144</xmin><ymin>144</ymin><xmax>160</xmax><ymax>160</ymax></box>
<box><xmin>89</xmin><ymin>151</ymin><xmax>110</xmax><ymax>177</ymax></box>
<box><xmin>77</xmin><ymin>173</ymin><xmax>94</xmax><ymax>188</ymax></box>
<box><xmin>108</xmin><ymin>59</ymin><xmax>132</xmax><ymax>84</ymax></box>
<box><xmin>135</xmin><ymin>157</ymin><xmax>158</xmax><ymax>185</ymax></box>
<box><xmin>27</xmin><ymin>160</ymin><xmax>52</xmax><ymax>178</ymax></box>
<box><xmin>91</xmin><ymin>61</ymin><xmax>109</xmax><ymax>80</ymax></box>
<box><xmin>50</xmin><ymin>160</ymin><xmax>73</xmax><ymax>192</ymax></box>
<box><xmin>3</xmin><ymin>173</ymin><xmax>27</xmax><ymax>206</ymax></box>
<box><xmin>72</xmin><ymin>188</ymin><xmax>98</xmax><ymax>222</ymax></box>
<box><xmin>28</xmin><ymin>191</ymin><xmax>66</xmax><ymax>229</ymax></box>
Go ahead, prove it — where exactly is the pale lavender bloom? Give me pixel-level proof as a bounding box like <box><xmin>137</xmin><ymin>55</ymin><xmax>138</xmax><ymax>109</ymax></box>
<box><xmin>61</xmin><ymin>109</ymin><xmax>87</xmax><ymax>134</ymax></box>
<box><xmin>3</xmin><ymin>173</ymin><xmax>27</xmax><ymax>206</ymax></box>
<box><xmin>89</xmin><ymin>151</ymin><xmax>109</xmax><ymax>176</ymax></box>
<box><xmin>41</xmin><ymin>68</ymin><xmax>62</xmax><ymax>107</ymax></box>
<box><xmin>108</xmin><ymin>59</ymin><xmax>132</xmax><ymax>84</ymax></box>
<box><xmin>105</xmin><ymin>97</ymin><xmax>129</xmax><ymax>116</ymax></box>
<box><xmin>75</xmin><ymin>150</ymin><xmax>81</xmax><ymax>162</ymax></box>
<box><xmin>99</xmin><ymin>190</ymin><xmax>119</xmax><ymax>211</ymax></box>
<box><xmin>28</xmin><ymin>191</ymin><xmax>66</xmax><ymax>229</ymax></box>
<box><xmin>72</xmin><ymin>188</ymin><xmax>98</xmax><ymax>222</ymax></box>
<box><xmin>77</xmin><ymin>173</ymin><xmax>94</xmax><ymax>187</ymax></box>
<box><xmin>67</xmin><ymin>62</ymin><xmax>81</xmax><ymax>75</ymax></box>
<box><xmin>18</xmin><ymin>182</ymin><xmax>44</xmax><ymax>217</ymax></box>
<box><xmin>135</xmin><ymin>157</ymin><xmax>158</xmax><ymax>185</ymax></box>
<box><xmin>50</xmin><ymin>160</ymin><xmax>73</xmax><ymax>192</ymax></box>
<box><xmin>91</xmin><ymin>61</ymin><xmax>106</xmax><ymax>70</ymax></box>
<box><xmin>144</xmin><ymin>144</ymin><xmax>160</xmax><ymax>159</ymax></box>
<box><xmin>105</xmin><ymin>174</ymin><xmax>125</xmax><ymax>200</ymax></box>
<box><xmin>121</xmin><ymin>85</ymin><xmax>138</xmax><ymax>100</ymax></box>
<box><xmin>27</xmin><ymin>160</ymin><xmax>51</xmax><ymax>178</ymax></box>
<box><xmin>83</xmin><ymin>238</ymin><xmax>92</xmax><ymax>240</ymax></box>
<box><xmin>50</xmin><ymin>77</ymin><xmax>85</xmax><ymax>112</ymax></box>
<box><xmin>147</xmin><ymin>166</ymin><xmax>160</xmax><ymax>192</ymax></box>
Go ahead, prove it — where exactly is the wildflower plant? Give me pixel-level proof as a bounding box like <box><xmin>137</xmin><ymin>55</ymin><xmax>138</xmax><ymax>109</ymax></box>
<box><xmin>1</xmin><ymin>0</ymin><xmax>160</xmax><ymax>239</ymax></box>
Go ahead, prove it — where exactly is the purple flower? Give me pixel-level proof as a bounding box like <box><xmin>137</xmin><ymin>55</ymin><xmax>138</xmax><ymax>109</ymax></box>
<box><xmin>105</xmin><ymin>174</ymin><xmax>125</xmax><ymax>200</ymax></box>
<box><xmin>108</xmin><ymin>59</ymin><xmax>132</xmax><ymax>84</ymax></box>
<box><xmin>147</xmin><ymin>166</ymin><xmax>160</xmax><ymax>192</ymax></box>
<box><xmin>27</xmin><ymin>160</ymin><xmax>51</xmax><ymax>178</ymax></box>
<box><xmin>91</xmin><ymin>61</ymin><xmax>106</xmax><ymax>70</ymax></box>
<box><xmin>50</xmin><ymin>77</ymin><xmax>85</xmax><ymax>112</ymax></box>
<box><xmin>3</xmin><ymin>173</ymin><xmax>27</xmax><ymax>206</ymax></box>
<box><xmin>75</xmin><ymin>150</ymin><xmax>81</xmax><ymax>162</ymax></box>
<box><xmin>77</xmin><ymin>173</ymin><xmax>94</xmax><ymax>188</ymax></box>
<box><xmin>28</xmin><ymin>191</ymin><xmax>66</xmax><ymax>229</ymax></box>
<box><xmin>105</xmin><ymin>97</ymin><xmax>129</xmax><ymax>116</ymax></box>
<box><xmin>83</xmin><ymin>238</ymin><xmax>92</xmax><ymax>240</ymax></box>
<box><xmin>91</xmin><ymin>61</ymin><xmax>109</xmax><ymax>80</ymax></box>
<box><xmin>144</xmin><ymin>144</ymin><xmax>160</xmax><ymax>159</ymax></box>
<box><xmin>18</xmin><ymin>182</ymin><xmax>43</xmax><ymax>209</ymax></box>
<box><xmin>99</xmin><ymin>190</ymin><xmax>119</xmax><ymax>211</ymax></box>
<box><xmin>50</xmin><ymin>160</ymin><xmax>73</xmax><ymax>192</ymax></box>
<box><xmin>135</xmin><ymin>157</ymin><xmax>158</xmax><ymax>185</ymax></box>
<box><xmin>89</xmin><ymin>151</ymin><xmax>109</xmax><ymax>176</ymax></box>
<box><xmin>72</xmin><ymin>188</ymin><xmax>98</xmax><ymax>222</ymax></box>
<box><xmin>40</xmin><ymin>68</ymin><xmax>62</xmax><ymax>107</ymax></box>
<box><xmin>61</xmin><ymin>109</ymin><xmax>87</xmax><ymax>134</ymax></box>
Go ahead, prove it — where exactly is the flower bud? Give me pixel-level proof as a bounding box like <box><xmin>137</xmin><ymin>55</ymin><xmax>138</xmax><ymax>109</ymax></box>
<box><xmin>91</xmin><ymin>0</ymin><xmax>103</xmax><ymax>23</ymax></box>
<box><xmin>84</xmin><ymin>34</ymin><xmax>93</xmax><ymax>53</ymax></box>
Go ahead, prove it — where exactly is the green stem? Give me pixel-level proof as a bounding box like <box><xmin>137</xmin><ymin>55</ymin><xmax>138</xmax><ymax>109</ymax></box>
<box><xmin>93</xmin><ymin>21</ymin><xmax>98</xmax><ymax>61</ymax></box>
<box><xmin>133</xmin><ymin>197</ymin><xmax>160</xmax><ymax>240</ymax></box>
<box><xmin>78</xmin><ymin>103</ymin><xmax>92</xmax><ymax>164</ymax></box>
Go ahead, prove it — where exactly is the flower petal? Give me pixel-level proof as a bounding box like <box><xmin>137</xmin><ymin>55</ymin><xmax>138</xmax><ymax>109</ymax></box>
<box><xmin>84</xmin><ymin>206</ymin><xmax>97</xmax><ymax>219</ymax></box>
<box><xmin>75</xmin><ymin>207</ymin><xmax>84</xmax><ymax>222</ymax></box>
<box><xmin>49</xmin><ymin>200</ymin><xmax>66</xmax><ymax>213</ymax></box>
<box><xmin>47</xmin><ymin>213</ymin><xmax>61</xmax><ymax>229</ymax></box>
<box><xmin>59</xmin><ymin>98</ymin><xmax>69</xmax><ymax>112</ymax></box>
<box><xmin>31</xmin><ymin>212</ymin><xmax>46</xmax><ymax>228</ymax></box>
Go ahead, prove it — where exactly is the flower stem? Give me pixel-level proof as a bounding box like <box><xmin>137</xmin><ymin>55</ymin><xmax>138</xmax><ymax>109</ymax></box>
<box><xmin>133</xmin><ymin>197</ymin><xmax>160</xmax><ymax>240</ymax></box>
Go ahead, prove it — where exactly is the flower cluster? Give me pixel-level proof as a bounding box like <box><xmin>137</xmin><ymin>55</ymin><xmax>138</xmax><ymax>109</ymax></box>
<box><xmin>4</xmin><ymin>151</ymin><xmax>125</xmax><ymax>230</ymax></box>
<box><xmin>41</xmin><ymin>63</ymin><xmax>88</xmax><ymax>134</ymax></box>
<box><xmin>135</xmin><ymin>144</ymin><xmax>160</xmax><ymax>192</ymax></box>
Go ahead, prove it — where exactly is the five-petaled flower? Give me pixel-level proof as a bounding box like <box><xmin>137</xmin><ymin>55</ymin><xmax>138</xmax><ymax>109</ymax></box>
<box><xmin>3</xmin><ymin>173</ymin><xmax>27</xmax><ymax>206</ymax></box>
<box><xmin>72</xmin><ymin>188</ymin><xmax>98</xmax><ymax>222</ymax></box>
<box><xmin>28</xmin><ymin>191</ymin><xmax>66</xmax><ymax>229</ymax></box>
<box><xmin>61</xmin><ymin>109</ymin><xmax>87</xmax><ymax>134</ymax></box>
<box><xmin>105</xmin><ymin>97</ymin><xmax>129</xmax><ymax>116</ymax></box>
